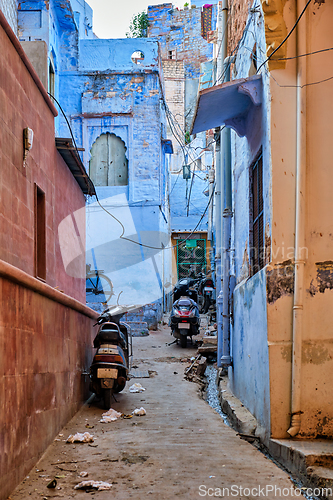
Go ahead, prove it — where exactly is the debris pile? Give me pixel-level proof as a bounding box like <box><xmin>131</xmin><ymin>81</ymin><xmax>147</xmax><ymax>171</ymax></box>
<box><xmin>198</xmin><ymin>332</ymin><xmax>217</xmax><ymax>356</ymax></box>
<box><xmin>184</xmin><ymin>354</ymin><xmax>207</xmax><ymax>386</ymax></box>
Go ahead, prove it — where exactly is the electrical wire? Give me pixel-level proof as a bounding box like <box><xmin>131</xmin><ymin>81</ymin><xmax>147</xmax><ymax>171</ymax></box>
<box><xmin>264</xmin><ymin>46</ymin><xmax>333</xmax><ymax>62</ymax></box>
<box><xmin>270</xmin><ymin>71</ymin><xmax>333</xmax><ymax>89</ymax></box>
<box><xmin>256</xmin><ymin>0</ymin><xmax>312</xmax><ymax>73</ymax></box>
<box><xmin>50</xmin><ymin>92</ymin><xmax>214</xmax><ymax>252</ymax></box>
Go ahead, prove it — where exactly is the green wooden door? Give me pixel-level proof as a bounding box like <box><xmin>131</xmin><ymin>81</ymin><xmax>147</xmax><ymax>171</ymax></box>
<box><xmin>177</xmin><ymin>239</ymin><xmax>206</xmax><ymax>279</ymax></box>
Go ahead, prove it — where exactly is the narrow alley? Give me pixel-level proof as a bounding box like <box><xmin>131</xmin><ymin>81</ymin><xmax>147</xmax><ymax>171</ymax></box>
<box><xmin>10</xmin><ymin>324</ymin><xmax>301</xmax><ymax>500</ymax></box>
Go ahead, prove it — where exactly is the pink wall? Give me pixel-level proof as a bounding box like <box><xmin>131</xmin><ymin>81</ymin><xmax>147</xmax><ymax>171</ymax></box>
<box><xmin>0</xmin><ymin>13</ymin><xmax>98</xmax><ymax>500</ymax></box>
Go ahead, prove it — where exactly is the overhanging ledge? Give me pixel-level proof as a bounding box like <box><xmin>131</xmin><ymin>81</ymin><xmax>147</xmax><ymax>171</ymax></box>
<box><xmin>56</xmin><ymin>138</ymin><xmax>96</xmax><ymax>196</ymax></box>
<box><xmin>190</xmin><ymin>74</ymin><xmax>262</xmax><ymax>137</ymax></box>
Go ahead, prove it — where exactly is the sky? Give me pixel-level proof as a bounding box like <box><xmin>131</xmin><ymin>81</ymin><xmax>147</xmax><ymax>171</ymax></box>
<box><xmin>86</xmin><ymin>0</ymin><xmax>185</xmax><ymax>39</ymax></box>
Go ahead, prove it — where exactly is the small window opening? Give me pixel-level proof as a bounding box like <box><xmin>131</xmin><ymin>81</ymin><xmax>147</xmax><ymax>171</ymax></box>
<box><xmin>131</xmin><ymin>51</ymin><xmax>145</xmax><ymax>65</ymax></box>
<box><xmin>168</xmin><ymin>50</ymin><xmax>176</xmax><ymax>60</ymax></box>
<box><xmin>35</xmin><ymin>185</ymin><xmax>46</xmax><ymax>280</ymax></box>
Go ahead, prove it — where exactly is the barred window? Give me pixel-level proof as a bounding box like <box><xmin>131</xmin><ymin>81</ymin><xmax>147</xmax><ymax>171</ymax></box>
<box><xmin>250</xmin><ymin>151</ymin><xmax>264</xmax><ymax>275</ymax></box>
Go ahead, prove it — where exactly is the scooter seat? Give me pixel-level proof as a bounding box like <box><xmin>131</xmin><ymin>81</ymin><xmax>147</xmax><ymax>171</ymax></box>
<box><xmin>93</xmin><ymin>328</ymin><xmax>127</xmax><ymax>349</ymax></box>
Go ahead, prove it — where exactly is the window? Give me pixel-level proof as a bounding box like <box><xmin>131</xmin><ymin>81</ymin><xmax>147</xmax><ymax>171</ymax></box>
<box><xmin>89</xmin><ymin>133</ymin><xmax>128</xmax><ymax>187</ymax></box>
<box><xmin>250</xmin><ymin>151</ymin><xmax>264</xmax><ymax>275</ymax></box>
<box><xmin>168</xmin><ymin>50</ymin><xmax>176</xmax><ymax>60</ymax></box>
<box><xmin>34</xmin><ymin>184</ymin><xmax>46</xmax><ymax>280</ymax></box>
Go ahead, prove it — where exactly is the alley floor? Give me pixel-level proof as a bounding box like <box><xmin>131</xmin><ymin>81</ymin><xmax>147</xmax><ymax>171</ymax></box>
<box><xmin>9</xmin><ymin>324</ymin><xmax>301</xmax><ymax>500</ymax></box>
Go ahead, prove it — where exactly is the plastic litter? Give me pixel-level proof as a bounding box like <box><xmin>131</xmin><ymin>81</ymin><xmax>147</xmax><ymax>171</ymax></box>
<box><xmin>79</xmin><ymin>471</ymin><xmax>89</xmax><ymax>478</ymax></box>
<box><xmin>129</xmin><ymin>382</ymin><xmax>146</xmax><ymax>393</ymax></box>
<box><xmin>74</xmin><ymin>480</ymin><xmax>112</xmax><ymax>491</ymax></box>
<box><xmin>132</xmin><ymin>407</ymin><xmax>147</xmax><ymax>416</ymax></box>
<box><xmin>100</xmin><ymin>408</ymin><xmax>122</xmax><ymax>423</ymax></box>
<box><xmin>66</xmin><ymin>432</ymin><xmax>94</xmax><ymax>443</ymax></box>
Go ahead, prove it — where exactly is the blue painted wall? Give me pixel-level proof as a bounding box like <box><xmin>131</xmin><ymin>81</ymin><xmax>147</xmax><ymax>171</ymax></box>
<box><xmin>227</xmin><ymin>2</ymin><xmax>272</xmax><ymax>436</ymax></box>
<box><xmin>231</xmin><ymin>270</ymin><xmax>270</xmax><ymax>435</ymax></box>
<box><xmin>18</xmin><ymin>0</ymin><xmax>173</xmax><ymax>317</ymax></box>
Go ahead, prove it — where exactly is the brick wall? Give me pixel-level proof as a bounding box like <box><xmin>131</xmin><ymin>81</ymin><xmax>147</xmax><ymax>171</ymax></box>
<box><xmin>148</xmin><ymin>4</ymin><xmax>215</xmax><ymax>79</ymax></box>
<box><xmin>228</xmin><ymin>0</ymin><xmax>252</xmax><ymax>54</ymax></box>
<box><xmin>162</xmin><ymin>60</ymin><xmax>185</xmax><ymax>150</ymax></box>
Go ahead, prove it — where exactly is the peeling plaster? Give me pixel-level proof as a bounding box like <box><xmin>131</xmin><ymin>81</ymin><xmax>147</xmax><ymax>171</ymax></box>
<box><xmin>307</xmin><ymin>261</ymin><xmax>333</xmax><ymax>296</ymax></box>
<box><xmin>266</xmin><ymin>260</ymin><xmax>294</xmax><ymax>303</ymax></box>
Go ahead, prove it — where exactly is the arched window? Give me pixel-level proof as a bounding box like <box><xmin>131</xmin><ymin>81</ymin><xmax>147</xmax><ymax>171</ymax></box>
<box><xmin>89</xmin><ymin>133</ymin><xmax>128</xmax><ymax>186</ymax></box>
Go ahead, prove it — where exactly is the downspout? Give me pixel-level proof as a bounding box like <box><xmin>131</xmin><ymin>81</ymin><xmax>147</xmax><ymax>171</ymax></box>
<box><xmin>221</xmin><ymin>55</ymin><xmax>235</xmax><ymax>367</ymax></box>
<box><xmin>216</xmin><ymin>0</ymin><xmax>227</xmax><ymax>367</ymax></box>
<box><xmin>208</xmin><ymin>168</ymin><xmax>215</xmax><ymax>241</ymax></box>
<box><xmin>287</xmin><ymin>0</ymin><xmax>307</xmax><ymax>437</ymax></box>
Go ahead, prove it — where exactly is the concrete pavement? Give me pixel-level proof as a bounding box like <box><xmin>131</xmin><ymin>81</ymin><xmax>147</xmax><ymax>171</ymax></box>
<box><xmin>9</xmin><ymin>325</ymin><xmax>311</xmax><ymax>500</ymax></box>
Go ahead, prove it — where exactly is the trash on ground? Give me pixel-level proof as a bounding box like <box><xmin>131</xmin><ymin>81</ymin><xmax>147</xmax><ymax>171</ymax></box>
<box><xmin>66</xmin><ymin>432</ymin><xmax>94</xmax><ymax>443</ymax></box>
<box><xmin>129</xmin><ymin>382</ymin><xmax>146</xmax><ymax>393</ymax></box>
<box><xmin>100</xmin><ymin>408</ymin><xmax>122</xmax><ymax>423</ymax></box>
<box><xmin>74</xmin><ymin>480</ymin><xmax>112</xmax><ymax>491</ymax></box>
<box><xmin>46</xmin><ymin>479</ymin><xmax>57</xmax><ymax>489</ymax></box>
<box><xmin>122</xmin><ymin>414</ymin><xmax>133</xmax><ymax>419</ymax></box>
<box><xmin>132</xmin><ymin>407</ymin><xmax>147</xmax><ymax>416</ymax></box>
<box><xmin>79</xmin><ymin>471</ymin><xmax>89</xmax><ymax>477</ymax></box>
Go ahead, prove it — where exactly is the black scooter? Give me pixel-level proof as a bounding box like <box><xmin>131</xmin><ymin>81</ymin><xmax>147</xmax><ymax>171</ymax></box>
<box><xmin>90</xmin><ymin>306</ymin><xmax>133</xmax><ymax>409</ymax></box>
<box><xmin>195</xmin><ymin>274</ymin><xmax>215</xmax><ymax>313</ymax></box>
<box><xmin>170</xmin><ymin>296</ymin><xmax>200</xmax><ymax>348</ymax></box>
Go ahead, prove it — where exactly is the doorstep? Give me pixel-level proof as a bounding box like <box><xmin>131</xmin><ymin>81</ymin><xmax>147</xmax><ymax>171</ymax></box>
<box><xmin>217</xmin><ymin>370</ymin><xmax>333</xmax><ymax>497</ymax></box>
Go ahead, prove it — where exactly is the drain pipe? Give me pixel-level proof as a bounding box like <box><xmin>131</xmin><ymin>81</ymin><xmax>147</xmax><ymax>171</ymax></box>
<box><xmin>216</xmin><ymin>0</ymin><xmax>227</xmax><ymax>368</ymax></box>
<box><xmin>287</xmin><ymin>0</ymin><xmax>307</xmax><ymax>437</ymax></box>
<box><xmin>221</xmin><ymin>55</ymin><xmax>235</xmax><ymax>367</ymax></box>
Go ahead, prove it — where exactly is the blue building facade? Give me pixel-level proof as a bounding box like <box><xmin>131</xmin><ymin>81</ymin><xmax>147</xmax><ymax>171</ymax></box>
<box><xmin>18</xmin><ymin>0</ymin><xmax>173</xmax><ymax>321</ymax></box>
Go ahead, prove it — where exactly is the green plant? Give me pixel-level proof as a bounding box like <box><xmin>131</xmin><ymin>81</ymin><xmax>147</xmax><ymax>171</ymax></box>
<box><xmin>126</xmin><ymin>11</ymin><xmax>149</xmax><ymax>38</ymax></box>
<box><xmin>184</xmin><ymin>2</ymin><xmax>189</xmax><ymax>6</ymax></box>
<box><xmin>185</xmin><ymin>131</ymin><xmax>191</xmax><ymax>144</ymax></box>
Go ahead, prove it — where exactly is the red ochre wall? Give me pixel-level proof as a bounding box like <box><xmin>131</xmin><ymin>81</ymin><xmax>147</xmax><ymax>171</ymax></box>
<box><xmin>0</xmin><ymin>12</ymin><xmax>97</xmax><ymax>500</ymax></box>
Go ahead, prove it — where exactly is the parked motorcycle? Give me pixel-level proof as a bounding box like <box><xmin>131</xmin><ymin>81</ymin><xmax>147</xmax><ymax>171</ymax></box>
<box><xmin>195</xmin><ymin>274</ymin><xmax>215</xmax><ymax>314</ymax></box>
<box><xmin>90</xmin><ymin>305</ymin><xmax>133</xmax><ymax>409</ymax></box>
<box><xmin>170</xmin><ymin>296</ymin><xmax>200</xmax><ymax>348</ymax></box>
<box><xmin>172</xmin><ymin>277</ymin><xmax>198</xmax><ymax>303</ymax></box>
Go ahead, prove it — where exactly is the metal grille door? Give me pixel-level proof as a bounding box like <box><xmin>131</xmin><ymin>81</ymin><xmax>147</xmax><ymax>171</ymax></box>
<box><xmin>177</xmin><ymin>239</ymin><xmax>206</xmax><ymax>279</ymax></box>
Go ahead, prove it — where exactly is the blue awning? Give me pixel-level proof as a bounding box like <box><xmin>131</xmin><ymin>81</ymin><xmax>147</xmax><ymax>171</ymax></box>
<box><xmin>191</xmin><ymin>74</ymin><xmax>262</xmax><ymax>137</ymax></box>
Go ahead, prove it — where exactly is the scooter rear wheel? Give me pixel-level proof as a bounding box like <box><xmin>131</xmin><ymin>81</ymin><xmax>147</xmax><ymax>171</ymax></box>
<box><xmin>102</xmin><ymin>389</ymin><xmax>113</xmax><ymax>409</ymax></box>
<box><xmin>179</xmin><ymin>330</ymin><xmax>188</xmax><ymax>348</ymax></box>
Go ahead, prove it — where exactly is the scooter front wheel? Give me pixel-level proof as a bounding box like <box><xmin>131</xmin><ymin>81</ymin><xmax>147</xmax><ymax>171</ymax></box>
<box><xmin>102</xmin><ymin>389</ymin><xmax>113</xmax><ymax>409</ymax></box>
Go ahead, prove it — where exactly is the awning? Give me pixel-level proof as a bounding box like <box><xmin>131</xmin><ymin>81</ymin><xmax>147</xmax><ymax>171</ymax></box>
<box><xmin>56</xmin><ymin>138</ymin><xmax>96</xmax><ymax>196</ymax></box>
<box><xmin>191</xmin><ymin>74</ymin><xmax>262</xmax><ymax>137</ymax></box>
